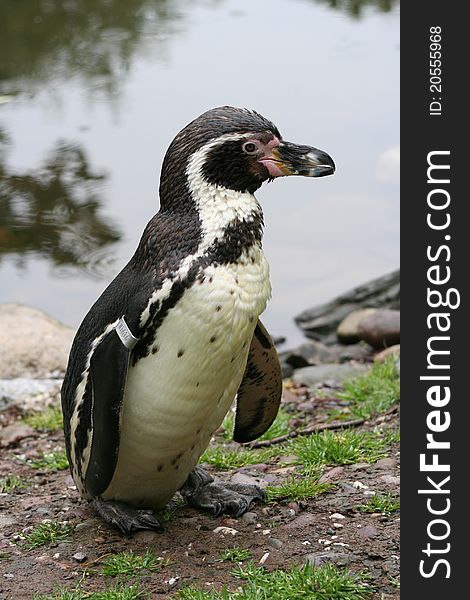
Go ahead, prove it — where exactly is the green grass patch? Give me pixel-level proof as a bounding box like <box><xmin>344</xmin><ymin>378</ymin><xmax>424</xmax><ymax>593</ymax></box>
<box><xmin>101</xmin><ymin>549</ymin><xmax>168</xmax><ymax>577</ymax></box>
<box><xmin>25</xmin><ymin>521</ymin><xmax>73</xmax><ymax>549</ymax></box>
<box><xmin>34</xmin><ymin>583</ymin><xmax>145</xmax><ymax>600</ymax></box>
<box><xmin>358</xmin><ymin>492</ymin><xmax>400</xmax><ymax>515</ymax></box>
<box><xmin>336</xmin><ymin>358</ymin><xmax>400</xmax><ymax>420</ymax></box>
<box><xmin>267</xmin><ymin>470</ymin><xmax>332</xmax><ymax>503</ymax></box>
<box><xmin>178</xmin><ymin>562</ymin><xmax>373</xmax><ymax>599</ymax></box>
<box><xmin>218</xmin><ymin>547</ymin><xmax>252</xmax><ymax>563</ymax></box>
<box><xmin>24</xmin><ymin>405</ymin><xmax>63</xmax><ymax>432</ymax></box>
<box><xmin>0</xmin><ymin>474</ymin><xmax>28</xmax><ymax>493</ymax></box>
<box><xmin>200</xmin><ymin>446</ymin><xmax>278</xmax><ymax>470</ymax></box>
<box><xmin>29</xmin><ymin>449</ymin><xmax>69</xmax><ymax>471</ymax></box>
<box><xmin>290</xmin><ymin>429</ymin><xmax>390</xmax><ymax>468</ymax></box>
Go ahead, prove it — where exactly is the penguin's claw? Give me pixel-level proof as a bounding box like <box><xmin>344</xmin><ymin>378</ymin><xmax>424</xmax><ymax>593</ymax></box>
<box><xmin>180</xmin><ymin>467</ymin><xmax>265</xmax><ymax>517</ymax></box>
<box><xmin>91</xmin><ymin>499</ymin><xmax>164</xmax><ymax>535</ymax></box>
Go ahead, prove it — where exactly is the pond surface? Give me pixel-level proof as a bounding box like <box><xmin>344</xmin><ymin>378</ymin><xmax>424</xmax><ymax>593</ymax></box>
<box><xmin>0</xmin><ymin>0</ymin><xmax>399</xmax><ymax>345</ymax></box>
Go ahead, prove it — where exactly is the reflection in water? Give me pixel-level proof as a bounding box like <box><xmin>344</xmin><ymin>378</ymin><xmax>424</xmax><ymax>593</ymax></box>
<box><xmin>312</xmin><ymin>0</ymin><xmax>398</xmax><ymax>18</ymax></box>
<box><xmin>0</xmin><ymin>0</ymin><xmax>192</xmax><ymax>96</ymax></box>
<box><xmin>0</xmin><ymin>133</ymin><xmax>121</xmax><ymax>277</ymax></box>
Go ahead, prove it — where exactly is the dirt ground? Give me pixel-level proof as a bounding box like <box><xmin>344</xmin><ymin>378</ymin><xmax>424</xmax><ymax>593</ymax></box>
<box><xmin>0</xmin><ymin>386</ymin><xmax>400</xmax><ymax>600</ymax></box>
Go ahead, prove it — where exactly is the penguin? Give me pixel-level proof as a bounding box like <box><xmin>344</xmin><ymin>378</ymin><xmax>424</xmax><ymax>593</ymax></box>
<box><xmin>61</xmin><ymin>106</ymin><xmax>335</xmax><ymax>533</ymax></box>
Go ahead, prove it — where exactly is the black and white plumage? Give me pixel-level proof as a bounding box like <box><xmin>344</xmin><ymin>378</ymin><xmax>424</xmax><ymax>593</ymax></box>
<box><xmin>61</xmin><ymin>106</ymin><xmax>335</xmax><ymax>533</ymax></box>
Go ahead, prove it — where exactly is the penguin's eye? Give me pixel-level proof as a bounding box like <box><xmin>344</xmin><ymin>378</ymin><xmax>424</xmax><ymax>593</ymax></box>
<box><xmin>242</xmin><ymin>142</ymin><xmax>258</xmax><ymax>155</ymax></box>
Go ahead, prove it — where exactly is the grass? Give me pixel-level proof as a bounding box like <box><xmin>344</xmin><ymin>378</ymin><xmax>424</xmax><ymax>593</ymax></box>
<box><xmin>335</xmin><ymin>358</ymin><xmax>400</xmax><ymax>420</ymax></box>
<box><xmin>24</xmin><ymin>521</ymin><xmax>73</xmax><ymax>549</ymax></box>
<box><xmin>178</xmin><ymin>562</ymin><xmax>373</xmax><ymax>599</ymax></box>
<box><xmin>218</xmin><ymin>547</ymin><xmax>252</xmax><ymax>563</ymax></box>
<box><xmin>358</xmin><ymin>492</ymin><xmax>400</xmax><ymax>515</ymax></box>
<box><xmin>101</xmin><ymin>549</ymin><xmax>168</xmax><ymax>577</ymax></box>
<box><xmin>24</xmin><ymin>405</ymin><xmax>63</xmax><ymax>431</ymax></box>
<box><xmin>0</xmin><ymin>474</ymin><xmax>28</xmax><ymax>493</ymax></box>
<box><xmin>34</xmin><ymin>584</ymin><xmax>145</xmax><ymax>600</ymax></box>
<box><xmin>289</xmin><ymin>429</ymin><xmax>390</xmax><ymax>467</ymax></box>
<box><xmin>267</xmin><ymin>471</ymin><xmax>332</xmax><ymax>503</ymax></box>
<box><xmin>200</xmin><ymin>446</ymin><xmax>278</xmax><ymax>470</ymax></box>
<box><xmin>29</xmin><ymin>449</ymin><xmax>69</xmax><ymax>471</ymax></box>
<box><xmin>220</xmin><ymin>407</ymin><xmax>292</xmax><ymax>442</ymax></box>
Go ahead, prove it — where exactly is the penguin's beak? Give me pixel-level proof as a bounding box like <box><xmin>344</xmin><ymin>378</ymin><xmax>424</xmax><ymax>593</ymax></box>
<box><xmin>259</xmin><ymin>141</ymin><xmax>335</xmax><ymax>178</ymax></box>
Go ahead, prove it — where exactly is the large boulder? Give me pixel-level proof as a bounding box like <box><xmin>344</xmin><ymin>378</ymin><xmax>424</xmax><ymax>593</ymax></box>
<box><xmin>0</xmin><ymin>303</ymin><xmax>75</xmax><ymax>378</ymax></box>
<box><xmin>295</xmin><ymin>270</ymin><xmax>399</xmax><ymax>344</ymax></box>
<box><xmin>357</xmin><ymin>309</ymin><xmax>400</xmax><ymax>349</ymax></box>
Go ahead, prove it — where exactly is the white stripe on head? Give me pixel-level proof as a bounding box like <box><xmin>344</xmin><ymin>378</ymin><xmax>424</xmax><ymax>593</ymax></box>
<box><xmin>185</xmin><ymin>133</ymin><xmax>263</xmax><ymax>252</ymax></box>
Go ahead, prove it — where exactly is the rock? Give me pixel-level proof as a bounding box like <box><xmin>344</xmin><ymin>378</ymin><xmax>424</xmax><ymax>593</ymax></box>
<box><xmin>379</xmin><ymin>475</ymin><xmax>400</xmax><ymax>486</ymax></box>
<box><xmin>0</xmin><ymin>515</ymin><xmax>17</xmax><ymax>528</ymax></box>
<box><xmin>337</xmin><ymin>343</ymin><xmax>374</xmax><ymax>363</ymax></box>
<box><xmin>357</xmin><ymin>309</ymin><xmax>400</xmax><ymax>349</ymax></box>
<box><xmin>230</xmin><ymin>472</ymin><xmax>268</xmax><ymax>489</ymax></box>
<box><xmin>0</xmin><ymin>378</ymin><xmax>61</xmax><ymax>405</ymax></box>
<box><xmin>336</xmin><ymin>309</ymin><xmax>378</xmax><ymax>344</ymax></box>
<box><xmin>292</xmin><ymin>363</ymin><xmax>369</xmax><ymax>387</ymax></box>
<box><xmin>0</xmin><ymin>422</ymin><xmax>36</xmax><ymax>447</ymax></box>
<box><xmin>319</xmin><ymin>467</ymin><xmax>345</xmax><ymax>484</ymax></box>
<box><xmin>357</xmin><ymin>524</ymin><xmax>379</xmax><ymax>539</ymax></box>
<box><xmin>0</xmin><ymin>304</ymin><xmax>75</xmax><ymax>378</ymax></box>
<box><xmin>305</xmin><ymin>551</ymin><xmax>352</xmax><ymax>567</ymax></box>
<box><xmin>241</xmin><ymin>512</ymin><xmax>258</xmax><ymax>525</ymax></box>
<box><xmin>374</xmin><ymin>344</ymin><xmax>400</xmax><ymax>362</ymax></box>
<box><xmin>72</xmin><ymin>552</ymin><xmax>87</xmax><ymax>563</ymax></box>
<box><xmin>267</xmin><ymin>537</ymin><xmax>283</xmax><ymax>549</ymax></box>
<box><xmin>375</xmin><ymin>458</ymin><xmax>397</xmax><ymax>469</ymax></box>
<box><xmin>279</xmin><ymin>340</ymin><xmax>339</xmax><ymax>370</ymax></box>
<box><xmin>295</xmin><ymin>270</ymin><xmax>400</xmax><ymax>344</ymax></box>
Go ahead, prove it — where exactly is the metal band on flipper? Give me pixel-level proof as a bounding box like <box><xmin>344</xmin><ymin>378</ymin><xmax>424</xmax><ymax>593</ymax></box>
<box><xmin>115</xmin><ymin>317</ymin><xmax>139</xmax><ymax>350</ymax></box>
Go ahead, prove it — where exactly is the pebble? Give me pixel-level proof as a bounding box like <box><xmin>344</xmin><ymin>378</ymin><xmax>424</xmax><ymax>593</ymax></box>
<box><xmin>374</xmin><ymin>344</ymin><xmax>400</xmax><ymax>363</ymax></box>
<box><xmin>305</xmin><ymin>551</ymin><xmax>352</xmax><ymax>567</ymax></box>
<box><xmin>213</xmin><ymin>526</ymin><xmax>238</xmax><ymax>536</ymax></box>
<box><xmin>375</xmin><ymin>458</ymin><xmax>398</xmax><ymax>469</ymax></box>
<box><xmin>357</xmin><ymin>524</ymin><xmax>379</xmax><ymax>539</ymax></box>
<box><xmin>329</xmin><ymin>513</ymin><xmax>346</xmax><ymax>520</ymax></box>
<box><xmin>292</xmin><ymin>363</ymin><xmax>369</xmax><ymax>387</ymax></box>
<box><xmin>0</xmin><ymin>423</ymin><xmax>36</xmax><ymax>447</ymax></box>
<box><xmin>267</xmin><ymin>537</ymin><xmax>283</xmax><ymax>549</ymax></box>
<box><xmin>72</xmin><ymin>552</ymin><xmax>87</xmax><ymax>563</ymax></box>
<box><xmin>357</xmin><ymin>309</ymin><xmax>400</xmax><ymax>349</ymax></box>
<box><xmin>319</xmin><ymin>467</ymin><xmax>345</xmax><ymax>484</ymax></box>
<box><xmin>259</xmin><ymin>552</ymin><xmax>270</xmax><ymax>565</ymax></box>
<box><xmin>337</xmin><ymin>309</ymin><xmax>378</xmax><ymax>344</ymax></box>
<box><xmin>241</xmin><ymin>512</ymin><xmax>257</xmax><ymax>525</ymax></box>
<box><xmin>379</xmin><ymin>474</ymin><xmax>400</xmax><ymax>486</ymax></box>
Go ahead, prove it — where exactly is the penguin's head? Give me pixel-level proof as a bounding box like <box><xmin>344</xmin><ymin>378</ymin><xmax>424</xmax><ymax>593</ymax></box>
<box><xmin>159</xmin><ymin>106</ymin><xmax>335</xmax><ymax>206</ymax></box>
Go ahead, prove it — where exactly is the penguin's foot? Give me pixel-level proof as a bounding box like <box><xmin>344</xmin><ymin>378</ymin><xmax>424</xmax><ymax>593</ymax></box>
<box><xmin>91</xmin><ymin>499</ymin><xmax>164</xmax><ymax>535</ymax></box>
<box><xmin>180</xmin><ymin>466</ymin><xmax>265</xmax><ymax>517</ymax></box>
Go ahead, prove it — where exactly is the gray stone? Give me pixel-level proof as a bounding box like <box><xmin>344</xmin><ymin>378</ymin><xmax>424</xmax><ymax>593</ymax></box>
<box><xmin>0</xmin><ymin>422</ymin><xmax>36</xmax><ymax>447</ymax></box>
<box><xmin>305</xmin><ymin>551</ymin><xmax>352</xmax><ymax>567</ymax></box>
<box><xmin>72</xmin><ymin>552</ymin><xmax>87</xmax><ymax>563</ymax></box>
<box><xmin>337</xmin><ymin>309</ymin><xmax>378</xmax><ymax>344</ymax></box>
<box><xmin>279</xmin><ymin>340</ymin><xmax>339</xmax><ymax>370</ymax></box>
<box><xmin>292</xmin><ymin>363</ymin><xmax>369</xmax><ymax>387</ymax></box>
<box><xmin>0</xmin><ymin>515</ymin><xmax>18</xmax><ymax>528</ymax></box>
<box><xmin>230</xmin><ymin>472</ymin><xmax>268</xmax><ymax>489</ymax></box>
<box><xmin>267</xmin><ymin>537</ymin><xmax>283</xmax><ymax>549</ymax></box>
<box><xmin>379</xmin><ymin>475</ymin><xmax>400</xmax><ymax>486</ymax></box>
<box><xmin>357</xmin><ymin>309</ymin><xmax>400</xmax><ymax>349</ymax></box>
<box><xmin>0</xmin><ymin>378</ymin><xmax>61</xmax><ymax>404</ymax></box>
<box><xmin>375</xmin><ymin>458</ymin><xmax>398</xmax><ymax>469</ymax></box>
<box><xmin>0</xmin><ymin>303</ymin><xmax>74</xmax><ymax>378</ymax></box>
<box><xmin>357</xmin><ymin>524</ymin><xmax>379</xmax><ymax>539</ymax></box>
<box><xmin>295</xmin><ymin>270</ymin><xmax>400</xmax><ymax>344</ymax></box>
<box><xmin>241</xmin><ymin>512</ymin><xmax>258</xmax><ymax>525</ymax></box>
<box><xmin>318</xmin><ymin>466</ymin><xmax>345</xmax><ymax>484</ymax></box>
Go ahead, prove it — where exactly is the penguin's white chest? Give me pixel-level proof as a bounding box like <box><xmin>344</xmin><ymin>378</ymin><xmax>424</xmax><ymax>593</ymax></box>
<box><xmin>103</xmin><ymin>249</ymin><xmax>271</xmax><ymax>508</ymax></box>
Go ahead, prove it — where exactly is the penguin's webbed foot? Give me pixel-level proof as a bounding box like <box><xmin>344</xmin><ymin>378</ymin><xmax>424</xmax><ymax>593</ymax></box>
<box><xmin>180</xmin><ymin>466</ymin><xmax>265</xmax><ymax>517</ymax></box>
<box><xmin>91</xmin><ymin>499</ymin><xmax>164</xmax><ymax>535</ymax></box>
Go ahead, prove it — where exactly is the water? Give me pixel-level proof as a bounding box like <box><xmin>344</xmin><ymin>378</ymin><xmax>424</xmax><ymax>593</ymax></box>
<box><xmin>0</xmin><ymin>0</ymin><xmax>399</xmax><ymax>346</ymax></box>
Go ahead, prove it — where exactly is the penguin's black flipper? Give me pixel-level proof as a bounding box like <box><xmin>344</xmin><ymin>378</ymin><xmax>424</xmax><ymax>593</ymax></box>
<box><xmin>233</xmin><ymin>320</ymin><xmax>282</xmax><ymax>443</ymax></box>
<box><xmin>85</xmin><ymin>323</ymin><xmax>135</xmax><ymax>497</ymax></box>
